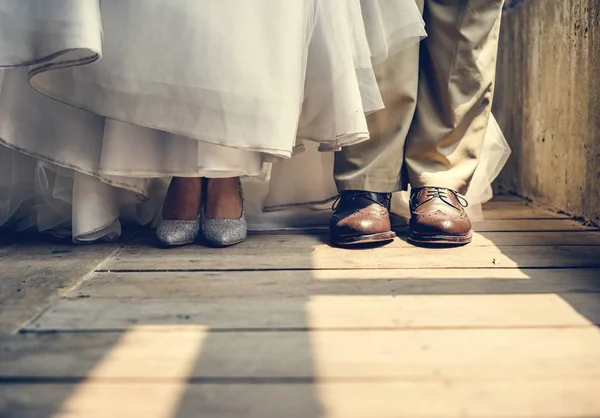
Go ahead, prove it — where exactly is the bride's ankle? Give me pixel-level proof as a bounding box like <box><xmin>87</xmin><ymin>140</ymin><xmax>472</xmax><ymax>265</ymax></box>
<box><xmin>162</xmin><ymin>177</ymin><xmax>203</xmax><ymax>220</ymax></box>
<box><xmin>205</xmin><ymin>177</ymin><xmax>243</xmax><ymax>220</ymax></box>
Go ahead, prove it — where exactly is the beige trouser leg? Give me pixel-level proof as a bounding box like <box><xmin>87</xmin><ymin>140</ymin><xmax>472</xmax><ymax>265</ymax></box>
<box><xmin>335</xmin><ymin>0</ymin><xmax>504</xmax><ymax>195</ymax></box>
<box><xmin>333</xmin><ymin>11</ymin><xmax>422</xmax><ymax>192</ymax></box>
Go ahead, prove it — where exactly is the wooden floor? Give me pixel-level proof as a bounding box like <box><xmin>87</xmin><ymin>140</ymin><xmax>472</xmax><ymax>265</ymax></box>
<box><xmin>1</xmin><ymin>196</ymin><xmax>600</xmax><ymax>418</ymax></box>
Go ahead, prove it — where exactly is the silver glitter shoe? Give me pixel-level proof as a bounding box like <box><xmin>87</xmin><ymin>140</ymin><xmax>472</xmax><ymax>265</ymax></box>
<box><xmin>156</xmin><ymin>213</ymin><xmax>201</xmax><ymax>247</ymax></box>
<box><xmin>201</xmin><ymin>180</ymin><xmax>247</xmax><ymax>247</ymax></box>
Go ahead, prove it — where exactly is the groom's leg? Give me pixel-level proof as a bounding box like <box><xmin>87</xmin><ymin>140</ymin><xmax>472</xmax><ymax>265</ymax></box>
<box><xmin>330</xmin><ymin>2</ymin><xmax>423</xmax><ymax>246</ymax></box>
<box><xmin>405</xmin><ymin>0</ymin><xmax>504</xmax><ymax>246</ymax></box>
<box><xmin>405</xmin><ymin>0</ymin><xmax>504</xmax><ymax>193</ymax></box>
<box><xmin>330</xmin><ymin>40</ymin><xmax>421</xmax><ymax>246</ymax></box>
<box><xmin>333</xmin><ymin>30</ymin><xmax>421</xmax><ymax>193</ymax></box>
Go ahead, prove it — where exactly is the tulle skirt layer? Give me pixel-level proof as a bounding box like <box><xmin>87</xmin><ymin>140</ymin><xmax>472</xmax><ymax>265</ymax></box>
<box><xmin>0</xmin><ymin>0</ymin><xmax>426</xmax><ymax>159</ymax></box>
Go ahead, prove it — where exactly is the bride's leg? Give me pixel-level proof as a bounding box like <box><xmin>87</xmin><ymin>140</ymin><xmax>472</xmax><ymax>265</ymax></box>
<box><xmin>205</xmin><ymin>177</ymin><xmax>243</xmax><ymax>220</ymax></box>
<box><xmin>201</xmin><ymin>177</ymin><xmax>247</xmax><ymax>247</ymax></box>
<box><xmin>156</xmin><ymin>177</ymin><xmax>203</xmax><ymax>247</ymax></box>
<box><xmin>162</xmin><ymin>177</ymin><xmax>203</xmax><ymax>220</ymax></box>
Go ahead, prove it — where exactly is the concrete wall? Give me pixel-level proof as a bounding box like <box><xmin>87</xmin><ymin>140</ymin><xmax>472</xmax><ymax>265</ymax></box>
<box><xmin>493</xmin><ymin>0</ymin><xmax>600</xmax><ymax>224</ymax></box>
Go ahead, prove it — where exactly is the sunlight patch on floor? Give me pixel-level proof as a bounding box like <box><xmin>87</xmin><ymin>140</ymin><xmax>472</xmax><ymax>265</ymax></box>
<box><xmin>53</xmin><ymin>325</ymin><xmax>208</xmax><ymax>418</ymax></box>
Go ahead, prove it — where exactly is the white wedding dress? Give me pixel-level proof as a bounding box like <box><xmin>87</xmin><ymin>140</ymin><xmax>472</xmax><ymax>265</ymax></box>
<box><xmin>0</xmin><ymin>0</ymin><xmax>509</xmax><ymax>242</ymax></box>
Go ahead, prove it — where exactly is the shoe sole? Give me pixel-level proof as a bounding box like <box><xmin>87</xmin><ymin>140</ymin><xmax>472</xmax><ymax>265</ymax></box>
<box><xmin>333</xmin><ymin>231</ymin><xmax>397</xmax><ymax>246</ymax></box>
<box><xmin>205</xmin><ymin>238</ymin><xmax>246</xmax><ymax>248</ymax></box>
<box><xmin>158</xmin><ymin>240</ymin><xmax>195</xmax><ymax>248</ymax></box>
<box><xmin>408</xmin><ymin>232</ymin><xmax>472</xmax><ymax>247</ymax></box>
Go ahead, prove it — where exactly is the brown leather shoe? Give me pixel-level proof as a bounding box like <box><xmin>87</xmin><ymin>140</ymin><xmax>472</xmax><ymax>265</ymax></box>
<box><xmin>408</xmin><ymin>187</ymin><xmax>472</xmax><ymax>246</ymax></box>
<box><xmin>330</xmin><ymin>191</ymin><xmax>396</xmax><ymax>246</ymax></box>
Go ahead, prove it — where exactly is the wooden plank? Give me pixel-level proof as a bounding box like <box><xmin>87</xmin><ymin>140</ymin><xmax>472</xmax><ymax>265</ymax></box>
<box><xmin>247</xmin><ymin>214</ymin><xmax>589</xmax><ymax>232</ymax></box>
<box><xmin>471</xmin><ymin>219</ymin><xmax>597</xmax><ymax>231</ymax></box>
<box><xmin>23</xmin><ymin>293</ymin><xmax>600</xmax><ymax>332</ymax></box>
<box><xmin>468</xmin><ymin>231</ymin><xmax>600</xmax><ymax>246</ymax></box>
<box><xmin>253</xmin><ymin>218</ymin><xmax>597</xmax><ymax>232</ymax></box>
<box><xmin>482</xmin><ymin>198</ymin><xmax>543</xmax><ymax>208</ymax></box>
<box><xmin>3</xmin><ymin>328</ymin><xmax>600</xmax><ymax>379</ymax></box>
<box><xmin>100</xmin><ymin>240</ymin><xmax>600</xmax><ymax>270</ymax></box>
<box><xmin>481</xmin><ymin>199</ymin><xmax>569</xmax><ymax>219</ymax></box>
<box><xmin>248</xmin><ymin>201</ymin><xmax>568</xmax><ymax>231</ymax></box>
<box><xmin>246</xmin><ymin>200</ymin><xmax>569</xmax><ymax>232</ymax></box>
<box><xmin>478</xmin><ymin>208</ymin><xmax>566</xmax><ymax>220</ymax></box>
<box><xmin>247</xmin><ymin>231</ymin><xmax>600</xmax><ymax>246</ymax></box>
<box><xmin>2</xmin><ymin>380</ymin><xmax>599</xmax><ymax>418</ymax></box>
<box><xmin>0</xmin><ymin>240</ymin><xmax>123</xmax><ymax>337</ymax></box>
<box><xmin>484</xmin><ymin>194</ymin><xmax>529</xmax><ymax>203</ymax></box>
<box><xmin>249</xmin><ymin>231</ymin><xmax>600</xmax><ymax>247</ymax></box>
<box><xmin>69</xmin><ymin>269</ymin><xmax>600</xmax><ymax>299</ymax></box>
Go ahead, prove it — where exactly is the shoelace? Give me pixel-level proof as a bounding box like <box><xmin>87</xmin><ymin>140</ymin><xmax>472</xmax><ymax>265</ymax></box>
<box><xmin>413</xmin><ymin>187</ymin><xmax>468</xmax><ymax>210</ymax></box>
<box><xmin>332</xmin><ymin>191</ymin><xmax>388</xmax><ymax>211</ymax></box>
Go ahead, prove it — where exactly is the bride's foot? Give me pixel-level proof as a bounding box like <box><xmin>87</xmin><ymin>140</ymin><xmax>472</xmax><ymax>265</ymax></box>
<box><xmin>201</xmin><ymin>177</ymin><xmax>247</xmax><ymax>247</ymax></box>
<box><xmin>162</xmin><ymin>177</ymin><xmax>203</xmax><ymax>220</ymax></box>
<box><xmin>156</xmin><ymin>177</ymin><xmax>203</xmax><ymax>247</ymax></box>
